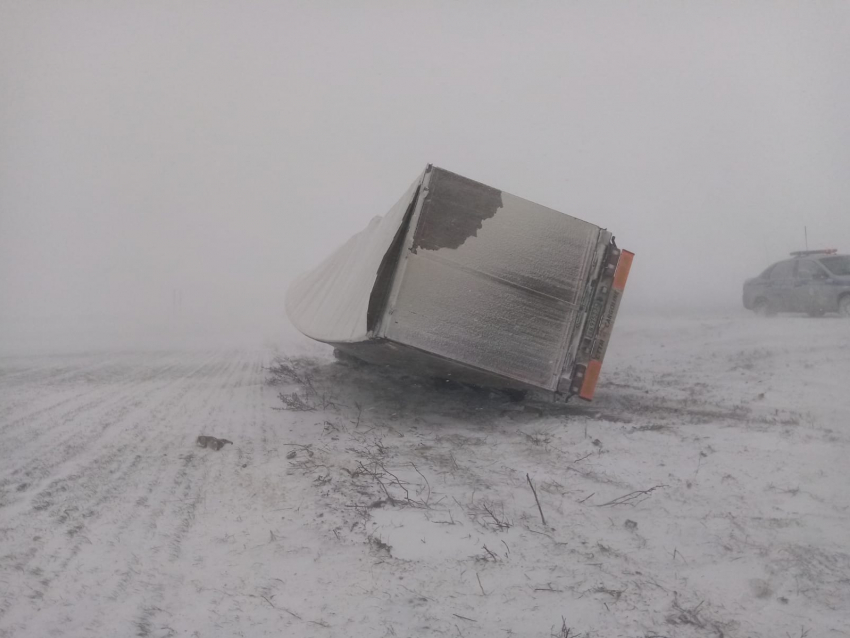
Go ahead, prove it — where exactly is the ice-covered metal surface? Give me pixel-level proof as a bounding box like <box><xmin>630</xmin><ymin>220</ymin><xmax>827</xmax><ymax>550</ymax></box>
<box><xmin>285</xmin><ymin>172</ymin><xmax>423</xmax><ymax>343</ymax></box>
<box><xmin>383</xmin><ymin>168</ymin><xmax>602</xmax><ymax>390</ymax></box>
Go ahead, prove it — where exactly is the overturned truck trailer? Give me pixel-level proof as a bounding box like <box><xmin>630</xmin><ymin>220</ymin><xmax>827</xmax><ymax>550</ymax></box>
<box><xmin>286</xmin><ymin>165</ymin><xmax>633</xmax><ymax>401</ymax></box>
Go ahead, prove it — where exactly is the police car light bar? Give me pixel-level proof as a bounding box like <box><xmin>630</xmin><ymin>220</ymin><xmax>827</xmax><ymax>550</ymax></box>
<box><xmin>790</xmin><ymin>249</ymin><xmax>838</xmax><ymax>257</ymax></box>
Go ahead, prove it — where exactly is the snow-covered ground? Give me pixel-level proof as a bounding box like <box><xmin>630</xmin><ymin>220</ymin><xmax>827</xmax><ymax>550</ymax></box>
<box><xmin>0</xmin><ymin>313</ymin><xmax>848</xmax><ymax>637</ymax></box>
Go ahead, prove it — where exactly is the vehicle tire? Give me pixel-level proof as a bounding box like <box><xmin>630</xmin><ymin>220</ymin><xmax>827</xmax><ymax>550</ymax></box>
<box><xmin>753</xmin><ymin>299</ymin><xmax>775</xmax><ymax>317</ymax></box>
<box><xmin>839</xmin><ymin>295</ymin><xmax>850</xmax><ymax>318</ymax></box>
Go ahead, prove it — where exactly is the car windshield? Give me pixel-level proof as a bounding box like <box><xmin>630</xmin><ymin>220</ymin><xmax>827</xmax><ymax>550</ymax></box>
<box><xmin>820</xmin><ymin>256</ymin><xmax>850</xmax><ymax>276</ymax></box>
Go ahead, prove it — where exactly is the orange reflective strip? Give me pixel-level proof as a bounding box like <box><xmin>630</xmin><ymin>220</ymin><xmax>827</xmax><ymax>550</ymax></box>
<box><xmin>613</xmin><ymin>250</ymin><xmax>634</xmax><ymax>292</ymax></box>
<box><xmin>579</xmin><ymin>359</ymin><xmax>603</xmax><ymax>401</ymax></box>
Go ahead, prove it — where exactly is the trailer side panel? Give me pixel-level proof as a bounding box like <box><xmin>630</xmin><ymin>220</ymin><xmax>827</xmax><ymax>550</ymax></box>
<box><xmin>384</xmin><ymin>168</ymin><xmax>600</xmax><ymax>390</ymax></box>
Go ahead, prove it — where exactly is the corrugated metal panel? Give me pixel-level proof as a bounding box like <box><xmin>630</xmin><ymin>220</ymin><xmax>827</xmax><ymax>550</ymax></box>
<box><xmin>383</xmin><ymin>168</ymin><xmax>600</xmax><ymax>390</ymax></box>
<box><xmin>285</xmin><ymin>172</ymin><xmax>423</xmax><ymax>343</ymax></box>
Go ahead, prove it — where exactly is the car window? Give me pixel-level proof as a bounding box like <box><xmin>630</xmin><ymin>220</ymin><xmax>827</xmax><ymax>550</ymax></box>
<box><xmin>759</xmin><ymin>264</ymin><xmax>775</xmax><ymax>279</ymax></box>
<box><xmin>796</xmin><ymin>260</ymin><xmax>823</xmax><ymax>279</ymax></box>
<box><xmin>769</xmin><ymin>261</ymin><xmax>795</xmax><ymax>279</ymax></box>
<box><xmin>820</xmin><ymin>256</ymin><xmax>850</xmax><ymax>276</ymax></box>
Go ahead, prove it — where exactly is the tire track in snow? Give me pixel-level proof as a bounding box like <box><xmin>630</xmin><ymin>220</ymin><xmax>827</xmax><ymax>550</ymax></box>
<box><xmin>127</xmin><ymin>350</ymin><xmax>279</xmax><ymax>636</ymax></box>
<box><xmin>0</xmin><ymin>352</ymin><xmax>232</xmax><ymax>634</ymax></box>
<box><xmin>156</xmin><ymin>351</ymin><xmax>248</xmax><ymax>562</ymax></box>
<box><xmin>74</xmin><ymin>353</ymin><xmax>246</xmax><ymax>634</ymax></box>
<box><xmin>0</xmin><ymin>352</ymin><xmax>185</xmax><ymax>474</ymax></box>
<box><xmin>0</xmin><ymin>352</ymin><xmax>122</xmax><ymax>384</ymax></box>
<box><xmin>0</xmin><ymin>353</ymin><xmax>146</xmax><ymax>424</ymax></box>
<box><xmin>0</xmin><ymin>351</ymin><xmax>252</xmax><ymax>637</ymax></box>
<box><xmin>0</xmin><ymin>352</ymin><xmax>211</xmax><ymax>500</ymax></box>
<box><xmin>0</xmin><ymin>351</ymin><xmax>184</xmax><ymax>440</ymax></box>
<box><xmin>0</xmin><ymin>350</ymin><xmax>289</xmax><ymax>637</ymax></box>
<box><xmin>102</xmin><ymin>351</ymin><xmax>252</xmax><ymax>636</ymax></box>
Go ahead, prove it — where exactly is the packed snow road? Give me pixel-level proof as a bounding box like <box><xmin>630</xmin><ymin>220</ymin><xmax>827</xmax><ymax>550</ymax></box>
<box><xmin>0</xmin><ymin>314</ymin><xmax>849</xmax><ymax>637</ymax></box>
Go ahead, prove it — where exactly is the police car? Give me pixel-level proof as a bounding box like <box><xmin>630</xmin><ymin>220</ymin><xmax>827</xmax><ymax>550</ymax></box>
<box><xmin>743</xmin><ymin>249</ymin><xmax>850</xmax><ymax>317</ymax></box>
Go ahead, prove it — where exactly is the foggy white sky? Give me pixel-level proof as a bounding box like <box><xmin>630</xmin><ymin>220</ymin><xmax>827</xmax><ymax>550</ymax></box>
<box><xmin>2</xmin><ymin>1</ymin><xmax>849</xmax><ymax>350</ymax></box>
